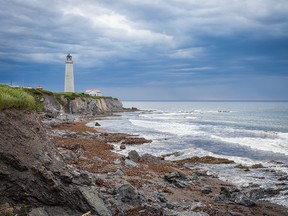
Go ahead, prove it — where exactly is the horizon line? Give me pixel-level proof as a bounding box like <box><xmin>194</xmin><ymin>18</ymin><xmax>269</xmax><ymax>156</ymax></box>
<box><xmin>123</xmin><ymin>99</ymin><xmax>288</xmax><ymax>102</ymax></box>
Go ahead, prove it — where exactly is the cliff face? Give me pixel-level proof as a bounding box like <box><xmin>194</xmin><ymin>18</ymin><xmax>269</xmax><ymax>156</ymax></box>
<box><xmin>42</xmin><ymin>94</ymin><xmax>123</xmax><ymax>118</ymax></box>
<box><xmin>0</xmin><ymin>110</ymin><xmax>111</xmax><ymax>215</ymax></box>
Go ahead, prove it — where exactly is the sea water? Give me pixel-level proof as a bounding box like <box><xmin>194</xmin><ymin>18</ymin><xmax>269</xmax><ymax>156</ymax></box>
<box><xmin>88</xmin><ymin>101</ymin><xmax>288</xmax><ymax>207</ymax></box>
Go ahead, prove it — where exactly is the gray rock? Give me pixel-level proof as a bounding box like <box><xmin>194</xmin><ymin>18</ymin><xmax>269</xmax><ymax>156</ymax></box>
<box><xmin>128</xmin><ymin>150</ymin><xmax>141</xmax><ymax>162</ymax></box>
<box><xmin>214</xmin><ymin>194</ymin><xmax>228</xmax><ymax>202</ymax></box>
<box><xmin>28</xmin><ymin>207</ymin><xmax>78</xmax><ymax>216</ymax></box>
<box><xmin>229</xmin><ymin>211</ymin><xmax>244</xmax><ymax>216</ymax></box>
<box><xmin>95</xmin><ymin>122</ymin><xmax>101</xmax><ymax>126</ymax></box>
<box><xmin>28</xmin><ymin>208</ymin><xmax>49</xmax><ymax>216</ymax></box>
<box><xmin>79</xmin><ymin>186</ymin><xmax>112</xmax><ymax>216</ymax></box>
<box><xmin>114</xmin><ymin>167</ymin><xmax>125</xmax><ymax>175</ymax></box>
<box><xmin>125</xmin><ymin>159</ymin><xmax>138</xmax><ymax>167</ymax></box>
<box><xmin>118</xmin><ymin>184</ymin><xmax>140</xmax><ymax>204</ymax></box>
<box><xmin>220</xmin><ymin>186</ymin><xmax>231</xmax><ymax>198</ymax></box>
<box><xmin>201</xmin><ymin>185</ymin><xmax>212</xmax><ymax>194</ymax></box>
<box><xmin>141</xmin><ymin>153</ymin><xmax>162</xmax><ymax>163</ymax></box>
<box><xmin>234</xmin><ymin>194</ymin><xmax>256</xmax><ymax>207</ymax></box>
<box><xmin>153</xmin><ymin>190</ymin><xmax>168</xmax><ymax>203</ymax></box>
<box><xmin>164</xmin><ymin>171</ymin><xmax>192</xmax><ymax>188</ymax></box>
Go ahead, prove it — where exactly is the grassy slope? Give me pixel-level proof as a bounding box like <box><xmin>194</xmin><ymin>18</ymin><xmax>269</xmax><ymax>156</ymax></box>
<box><xmin>0</xmin><ymin>85</ymin><xmax>35</xmax><ymax>110</ymax></box>
<box><xmin>0</xmin><ymin>85</ymin><xmax>118</xmax><ymax>111</ymax></box>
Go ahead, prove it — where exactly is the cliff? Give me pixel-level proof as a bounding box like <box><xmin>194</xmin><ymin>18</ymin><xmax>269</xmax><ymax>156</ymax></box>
<box><xmin>0</xmin><ymin>109</ymin><xmax>112</xmax><ymax>215</ymax></box>
<box><xmin>42</xmin><ymin>93</ymin><xmax>123</xmax><ymax>118</ymax></box>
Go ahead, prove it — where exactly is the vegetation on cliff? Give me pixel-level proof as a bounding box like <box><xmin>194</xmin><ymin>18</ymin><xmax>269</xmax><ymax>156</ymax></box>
<box><xmin>0</xmin><ymin>84</ymin><xmax>119</xmax><ymax>112</ymax></box>
<box><xmin>0</xmin><ymin>85</ymin><xmax>35</xmax><ymax>110</ymax></box>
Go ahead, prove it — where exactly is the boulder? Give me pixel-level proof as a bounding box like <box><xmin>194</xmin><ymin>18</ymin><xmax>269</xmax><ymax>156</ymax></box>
<box><xmin>234</xmin><ymin>194</ymin><xmax>256</xmax><ymax>207</ymax></box>
<box><xmin>120</xmin><ymin>144</ymin><xmax>126</xmax><ymax>149</ymax></box>
<box><xmin>220</xmin><ymin>187</ymin><xmax>231</xmax><ymax>198</ymax></box>
<box><xmin>125</xmin><ymin>159</ymin><xmax>138</xmax><ymax>168</ymax></box>
<box><xmin>79</xmin><ymin>186</ymin><xmax>111</xmax><ymax>216</ymax></box>
<box><xmin>128</xmin><ymin>150</ymin><xmax>141</xmax><ymax>162</ymax></box>
<box><xmin>164</xmin><ymin>171</ymin><xmax>192</xmax><ymax>188</ymax></box>
<box><xmin>118</xmin><ymin>184</ymin><xmax>140</xmax><ymax>204</ymax></box>
<box><xmin>141</xmin><ymin>153</ymin><xmax>162</xmax><ymax>163</ymax></box>
<box><xmin>201</xmin><ymin>185</ymin><xmax>212</xmax><ymax>194</ymax></box>
<box><xmin>215</xmin><ymin>194</ymin><xmax>228</xmax><ymax>202</ymax></box>
<box><xmin>95</xmin><ymin>122</ymin><xmax>101</xmax><ymax>126</ymax></box>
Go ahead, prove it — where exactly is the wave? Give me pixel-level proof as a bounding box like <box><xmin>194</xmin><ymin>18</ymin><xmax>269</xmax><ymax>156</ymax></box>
<box><xmin>211</xmin><ymin>135</ymin><xmax>288</xmax><ymax>156</ymax></box>
<box><xmin>129</xmin><ymin>119</ymin><xmax>201</xmax><ymax>136</ymax></box>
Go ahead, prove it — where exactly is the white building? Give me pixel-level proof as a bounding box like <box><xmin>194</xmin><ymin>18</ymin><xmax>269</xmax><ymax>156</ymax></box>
<box><xmin>64</xmin><ymin>54</ymin><xmax>75</xmax><ymax>92</ymax></box>
<box><xmin>85</xmin><ymin>89</ymin><xmax>102</xmax><ymax>96</ymax></box>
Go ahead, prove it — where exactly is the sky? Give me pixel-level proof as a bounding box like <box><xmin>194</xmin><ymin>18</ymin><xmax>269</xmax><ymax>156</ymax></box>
<box><xmin>0</xmin><ymin>0</ymin><xmax>288</xmax><ymax>100</ymax></box>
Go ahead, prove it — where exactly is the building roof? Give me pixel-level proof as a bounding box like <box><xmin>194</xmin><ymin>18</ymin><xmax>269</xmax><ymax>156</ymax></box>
<box><xmin>85</xmin><ymin>89</ymin><xmax>102</xmax><ymax>93</ymax></box>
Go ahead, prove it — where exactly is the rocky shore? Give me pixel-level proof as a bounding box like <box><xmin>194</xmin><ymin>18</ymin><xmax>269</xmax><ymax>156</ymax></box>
<box><xmin>0</xmin><ymin>109</ymin><xmax>288</xmax><ymax>216</ymax></box>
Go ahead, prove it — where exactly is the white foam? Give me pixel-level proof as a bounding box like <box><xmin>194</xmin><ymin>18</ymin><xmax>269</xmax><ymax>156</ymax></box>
<box><xmin>278</xmin><ymin>132</ymin><xmax>288</xmax><ymax>140</ymax></box>
<box><xmin>212</xmin><ymin>135</ymin><xmax>288</xmax><ymax>156</ymax></box>
<box><xmin>129</xmin><ymin>119</ymin><xmax>201</xmax><ymax>136</ymax></box>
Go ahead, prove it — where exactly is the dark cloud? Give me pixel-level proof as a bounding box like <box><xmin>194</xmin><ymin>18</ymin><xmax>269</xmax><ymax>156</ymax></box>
<box><xmin>0</xmin><ymin>0</ymin><xmax>288</xmax><ymax>99</ymax></box>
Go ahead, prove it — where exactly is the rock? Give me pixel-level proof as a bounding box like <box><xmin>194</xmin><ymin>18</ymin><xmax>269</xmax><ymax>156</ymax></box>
<box><xmin>234</xmin><ymin>194</ymin><xmax>256</xmax><ymax>207</ymax></box>
<box><xmin>121</xmin><ymin>137</ymin><xmax>152</xmax><ymax>145</ymax></box>
<box><xmin>128</xmin><ymin>150</ymin><xmax>141</xmax><ymax>162</ymax></box>
<box><xmin>28</xmin><ymin>207</ymin><xmax>49</xmax><ymax>216</ymax></box>
<box><xmin>113</xmin><ymin>157</ymin><xmax>125</xmax><ymax>165</ymax></box>
<box><xmin>118</xmin><ymin>184</ymin><xmax>140</xmax><ymax>204</ymax></box>
<box><xmin>120</xmin><ymin>144</ymin><xmax>126</xmax><ymax>149</ymax></box>
<box><xmin>125</xmin><ymin>159</ymin><xmax>138</xmax><ymax>167</ymax></box>
<box><xmin>153</xmin><ymin>190</ymin><xmax>168</xmax><ymax>203</ymax></box>
<box><xmin>201</xmin><ymin>185</ymin><xmax>212</xmax><ymax>194</ymax></box>
<box><xmin>220</xmin><ymin>187</ymin><xmax>231</xmax><ymax>198</ymax></box>
<box><xmin>79</xmin><ymin>186</ymin><xmax>111</xmax><ymax>216</ymax></box>
<box><xmin>141</xmin><ymin>153</ymin><xmax>162</xmax><ymax>163</ymax></box>
<box><xmin>95</xmin><ymin>122</ymin><xmax>101</xmax><ymax>126</ymax></box>
<box><xmin>114</xmin><ymin>167</ymin><xmax>125</xmax><ymax>175</ymax></box>
<box><xmin>228</xmin><ymin>211</ymin><xmax>243</xmax><ymax>216</ymax></box>
<box><xmin>164</xmin><ymin>171</ymin><xmax>192</xmax><ymax>188</ymax></box>
<box><xmin>215</xmin><ymin>194</ymin><xmax>228</xmax><ymax>202</ymax></box>
<box><xmin>28</xmin><ymin>206</ymin><xmax>77</xmax><ymax>216</ymax></box>
<box><xmin>58</xmin><ymin>148</ymin><xmax>78</xmax><ymax>159</ymax></box>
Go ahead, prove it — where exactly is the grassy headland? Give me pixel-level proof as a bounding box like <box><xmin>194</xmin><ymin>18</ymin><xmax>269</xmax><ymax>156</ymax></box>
<box><xmin>0</xmin><ymin>85</ymin><xmax>118</xmax><ymax>112</ymax></box>
<box><xmin>0</xmin><ymin>85</ymin><xmax>36</xmax><ymax>110</ymax></box>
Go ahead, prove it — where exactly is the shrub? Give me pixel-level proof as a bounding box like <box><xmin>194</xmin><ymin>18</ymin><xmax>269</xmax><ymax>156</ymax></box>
<box><xmin>0</xmin><ymin>85</ymin><xmax>35</xmax><ymax>110</ymax></box>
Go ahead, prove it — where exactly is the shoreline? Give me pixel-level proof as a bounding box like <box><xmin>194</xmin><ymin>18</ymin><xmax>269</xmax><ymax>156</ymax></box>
<box><xmin>48</xmin><ymin>119</ymin><xmax>288</xmax><ymax>215</ymax></box>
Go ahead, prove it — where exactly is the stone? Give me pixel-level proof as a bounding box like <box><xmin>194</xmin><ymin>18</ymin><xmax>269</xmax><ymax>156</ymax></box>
<box><xmin>215</xmin><ymin>194</ymin><xmax>228</xmax><ymax>202</ymax></box>
<box><xmin>153</xmin><ymin>190</ymin><xmax>168</xmax><ymax>203</ymax></box>
<box><xmin>79</xmin><ymin>186</ymin><xmax>112</xmax><ymax>216</ymax></box>
<box><xmin>228</xmin><ymin>211</ymin><xmax>243</xmax><ymax>216</ymax></box>
<box><xmin>28</xmin><ymin>207</ymin><xmax>50</xmax><ymax>216</ymax></box>
<box><xmin>201</xmin><ymin>185</ymin><xmax>212</xmax><ymax>194</ymax></box>
<box><xmin>128</xmin><ymin>150</ymin><xmax>141</xmax><ymax>162</ymax></box>
<box><xmin>118</xmin><ymin>184</ymin><xmax>139</xmax><ymax>204</ymax></box>
<box><xmin>95</xmin><ymin>122</ymin><xmax>101</xmax><ymax>126</ymax></box>
<box><xmin>120</xmin><ymin>144</ymin><xmax>126</xmax><ymax>149</ymax></box>
<box><xmin>113</xmin><ymin>157</ymin><xmax>125</xmax><ymax>165</ymax></box>
<box><xmin>164</xmin><ymin>171</ymin><xmax>192</xmax><ymax>188</ymax></box>
<box><xmin>125</xmin><ymin>159</ymin><xmax>138</xmax><ymax>168</ymax></box>
<box><xmin>220</xmin><ymin>187</ymin><xmax>231</xmax><ymax>198</ymax></box>
<box><xmin>234</xmin><ymin>194</ymin><xmax>256</xmax><ymax>207</ymax></box>
<box><xmin>114</xmin><ymin>167</ymin><xmax>125</xmax><ymax>175</ymax></box>
<box><xmin>141</xmin><ymin>153</ymin><xmax>162</xmax><ymax>163</ymax></box>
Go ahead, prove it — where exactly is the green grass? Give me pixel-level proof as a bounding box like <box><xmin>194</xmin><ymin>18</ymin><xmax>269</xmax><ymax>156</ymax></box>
<box><xmin>0</xmin><ymin>84</ymin><xmax>118</xmax><ymax>112</ymax></box>
<box><xmin>0</xmin><ymin>85</ymin><xmax>36</xmax><ymax>110</ymax></box>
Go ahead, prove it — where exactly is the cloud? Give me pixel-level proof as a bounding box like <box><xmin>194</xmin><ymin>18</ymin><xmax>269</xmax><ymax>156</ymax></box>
<box><xmin>0</xmin><ymin>0</ymin><xmax>288</xmax><ymax>99</ymax></box>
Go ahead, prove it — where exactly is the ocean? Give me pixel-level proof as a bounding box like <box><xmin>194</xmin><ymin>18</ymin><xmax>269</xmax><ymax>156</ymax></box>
<box><xmin>88</xmin><ymin>101</ymin><xmax>288</xmax><ymax>207</ymax></box>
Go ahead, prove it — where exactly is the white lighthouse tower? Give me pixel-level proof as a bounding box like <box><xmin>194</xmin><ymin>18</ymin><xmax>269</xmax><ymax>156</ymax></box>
<box><xmin>64</xmin><ymin>54</ymin><xmax>75</xmax><ymax>92</ymax></box>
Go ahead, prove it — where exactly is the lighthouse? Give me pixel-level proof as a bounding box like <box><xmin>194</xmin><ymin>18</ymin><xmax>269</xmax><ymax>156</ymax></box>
<box><xmin>64</xmin><ymin>54</ymin><xmax>74</xmax><ymax>92</ymax></box>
